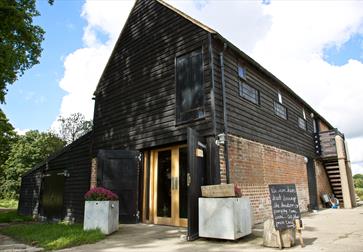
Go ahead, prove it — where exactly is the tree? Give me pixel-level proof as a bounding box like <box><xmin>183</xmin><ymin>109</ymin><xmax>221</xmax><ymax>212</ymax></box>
<box><xmin>0</xmin><ymin>108</ymin><xmax>16</xmax><ymax>166</ymax></box>
<box><xmin>57</xmin><ymin>113</ymin><xmax>93</xmax><ymax>144</ymax></box>
<box><xmin>0</xmin><ymin>130</ymin><xmax>65</xmax><ymax>199</ymax></box>
<box><xmin>353</xmin><ymin>174</ymin><xmax>363</xmax><ymax>188</ymax></box>
<box><xmin>0</xmin><ymin>109</ymin><xmax>17</xmax><ymax>191</ymax></box>
<box><xmin>0</xmin><ymin>0</ymin><xmax>45</xmax><ymax>103</ymax></box>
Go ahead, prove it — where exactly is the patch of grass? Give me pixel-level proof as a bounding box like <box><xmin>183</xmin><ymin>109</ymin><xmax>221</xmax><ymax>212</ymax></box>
<box><xmin>0</xmin><ymin>223</ymin><xmax>105</xmax><ymax>250</ymax></box>
<box><xmin>0</xmin><ymin>210</ymin><xmax>33</xmax><ymax>223</ymax></box>
<box><xmin>0</xmin><ymin>199</ymin><xmax>18</xmax><ymax>209</ymax></box>
<box><xmin>356</xmin><ymin>188</ymin><xmax>363</xmax><ymax>201</ymax></box>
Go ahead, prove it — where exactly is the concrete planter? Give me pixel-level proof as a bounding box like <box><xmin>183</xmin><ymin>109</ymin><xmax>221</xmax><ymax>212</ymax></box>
<box><xmin>83</xmin><ymin>201</ymin><xmax>119</xmax><ymax>235</ymax></box>
<box><xmin>199</xmin><ymin>197</ymin><xmax>252</xmax><ymax>240</ymax></box>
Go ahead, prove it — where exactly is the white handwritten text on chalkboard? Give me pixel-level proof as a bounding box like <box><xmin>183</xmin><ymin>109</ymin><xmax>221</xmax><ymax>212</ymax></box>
<box><xmin>269</xmin><ymin>184</ymin><xmax>301</xmax><ymax>230</ymax></box>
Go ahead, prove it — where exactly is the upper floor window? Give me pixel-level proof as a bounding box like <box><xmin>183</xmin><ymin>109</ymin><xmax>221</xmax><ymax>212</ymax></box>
<box><xmin>239</xmin><ymin>82</ymin><xmax>259</xmax><ymax>104</ymax></box>
<box><xmin>278</xmin><ymin>90</ymin><xmax>283</xmax><ymax>103</ymax></box>
<box><xmin>302</xmin><ymin>108</ymin><xmax>306</xmax><ymax>120</ymax></box>
<box><xmin>238</xmin><ymin>65</ymin><xmax>246</xmax><ymax>79</ymax></box>
<box><xmin>274</xmin><ymin>101</ymin><xmax>287</xmax><ymax>119</ymax></box>
<box><xmin>298</xmin><ymin>117</ymin><xmax>307</xmax><ymax>130</ymax></box>
<box><xmin>176</xmin><ymin>50</ymin><xmax>204</xmax><ymax>123</ymax></box>
<box><xmin>274</xmin><ymin>90</ymin><xmax>287</xmax><ymax>119</ymax></box>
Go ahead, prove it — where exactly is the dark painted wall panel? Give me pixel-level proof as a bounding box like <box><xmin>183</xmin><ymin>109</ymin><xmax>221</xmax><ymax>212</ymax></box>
<box><xmin>18</xmin><ymin>169</ymin><xmax>42</xmax><ymax>216</ymax></box>
<box><xmin>92</xmin><ymin>0</ymin><xmax>213</xmax><ymax>153</ymax></box>
<box><xmin>44</xmin><ymin>134</ymin><xmax>92</xmax><ymax>221</ymax></box>
<box><xmin>212</xmin><ymin>39</ymin><xmax>316</xmax><ymax>157</ymax></box>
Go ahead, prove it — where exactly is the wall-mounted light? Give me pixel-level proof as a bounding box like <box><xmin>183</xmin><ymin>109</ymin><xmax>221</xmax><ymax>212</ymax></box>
<box><xmin>215</xmin><ymin>133</ymin><xmax>226</xmax><ymax>146</ymax></box>
<box><xmin>57</xmin><ymin>170</ymin><xmax>70</xmax><ymax>177</ymax></box>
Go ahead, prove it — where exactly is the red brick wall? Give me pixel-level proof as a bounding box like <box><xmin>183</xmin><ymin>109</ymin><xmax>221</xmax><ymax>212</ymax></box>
<box><xmin>219</xmin><ymin>134</ymin><xmax>310</xmax><ymax>224</ymax></box>
<box><xmin>314</xmin><ymin>160</ymin><xmax>332</xmax><ymax>208</ymax></box>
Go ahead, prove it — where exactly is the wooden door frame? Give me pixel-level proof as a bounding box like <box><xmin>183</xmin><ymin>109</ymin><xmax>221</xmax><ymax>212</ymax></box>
<box><xmin>142</xmin><ymin>145</ymin><xmax>187</xmax><ymax>227</ymax></box>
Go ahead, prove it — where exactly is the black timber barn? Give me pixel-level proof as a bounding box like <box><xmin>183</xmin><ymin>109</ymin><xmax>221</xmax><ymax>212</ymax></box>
<box><xmin>18</xmin><ymin>0</ymin><xmax>356</xmax><ymax>240</ymax></box>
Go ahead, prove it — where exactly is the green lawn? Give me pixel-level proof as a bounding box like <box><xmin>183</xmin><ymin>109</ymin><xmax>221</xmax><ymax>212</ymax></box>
<box><xmin>0</xmin><ymin>199</ymin><xmax>18</xmax><ymax>209</ymax></box>
<box><xmin>0</xmin><ymin>223</ymin><xmax>105</xmax><ymax>250</ymax></box>
<box><xmin>0</xmin><ymin>210</ymin><xmax>33</xmax><ymax>223</ymax></box>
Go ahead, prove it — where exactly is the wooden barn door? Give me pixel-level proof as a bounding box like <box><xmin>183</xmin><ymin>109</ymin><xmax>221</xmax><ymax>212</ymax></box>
<box><xmin>97</xmin><ymin>150</ymin><xmax>140</xmax><ymax>224</ymax></box>
<box><xmin>41</xmin><ymin>170</ymin><xmax>65</xmax><ymax>220</ymax></box>
<box><xmin>187</xmin><ymin>128</ymin><xmax>206</xmax><ymax>241</ymax></box>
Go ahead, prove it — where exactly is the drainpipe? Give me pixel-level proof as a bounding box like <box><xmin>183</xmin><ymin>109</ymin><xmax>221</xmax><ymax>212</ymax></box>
<box><xmin>208</xmin><ymin>33</ymin><xmax>217</xmax><ymax>137</ymax></box>
<box><xmin>220</xmin><ymin>43</ymin><xmax>230</xmax><ymax>184</ymax></box>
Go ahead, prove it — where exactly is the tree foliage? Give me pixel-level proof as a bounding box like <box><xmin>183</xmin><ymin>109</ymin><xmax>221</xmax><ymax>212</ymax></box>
<box><xmin>353</xmin><ymin>174</ymin><xmax>363</xmax><ymax>188</ymax></box>
<box><xmin>0</xmin><ymin>130</ymin><xmax>65</xmax><ymax>199</ymax></box>
<box><xmin>0</xmin><ymin>108</ymin><xmax>16</xmax><ymax>167</ymax></box>
<box><xmin>57</xmin><ymin>113</ymin><xmax>93</xmax><ymax>144</ymax></box>
<box><xmin>0</xmin><ymin>0</ymin><xmax>45</xmax><ymax>103</ymax></box>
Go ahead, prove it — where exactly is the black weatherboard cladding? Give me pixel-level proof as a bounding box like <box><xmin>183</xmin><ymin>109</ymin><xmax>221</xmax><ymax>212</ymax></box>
<box><xmin>18</xmin><ymin>133</ymin><xmax>92</xmax><ymax>222</ymax></box>
<box><xmin>18</xmin><ymin>169</ymin><xmax>42</xmax><ymax>216</ymax></box>
<box><xmin>92</xmin><ymin>0</ymin><xmax>213</xmax><ymax>153</ymax></box>
<box><xmin>212</xmin><ymin>38</ymin><xmax>317</xmax><ymax>158</ymax></box>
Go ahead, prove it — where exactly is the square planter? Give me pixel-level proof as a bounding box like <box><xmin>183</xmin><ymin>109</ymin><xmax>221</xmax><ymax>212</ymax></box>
<box><xmin>199</xmin><ymin>197</ymin><xmax>252</xmax><ymax>240</ymax></box>
<box><xmin>84</xmin><ymin>201</ymin><xmax>119</xmax><ymax>235</ymax></box>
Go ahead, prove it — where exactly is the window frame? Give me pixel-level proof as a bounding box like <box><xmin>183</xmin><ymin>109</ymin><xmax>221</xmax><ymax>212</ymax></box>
<box><xmin>298</xmin><ymin>117</ymin><xmax>307</xmax><ymax>131</ymax></box>
<box><xmin>239</xmin><ymin>81</ymin><xmax>260</xmax><ymax>105</ymax></box>
<box><xmin>237</xmin><ymin>65</ymin><xmax>246</xmax><ymax>80</ymax></box>
<box><xmin>273</xmin><ymin>101</ymin><xmax>288</xmax><ymax>120</ymax></box>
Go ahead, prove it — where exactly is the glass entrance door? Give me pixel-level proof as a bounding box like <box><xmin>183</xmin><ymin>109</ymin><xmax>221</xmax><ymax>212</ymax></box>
<box><xmin>151</xmin><ymin>145</ymin><xmax>188</xmax><ymax>227</ymax></box>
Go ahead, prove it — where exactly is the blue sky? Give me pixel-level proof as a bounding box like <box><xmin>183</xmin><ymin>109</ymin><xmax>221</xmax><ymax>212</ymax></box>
<box><xmin>1</xmin><ymin>0</ymin><xmax>363</xmax><ymax>174</ymax></box>
<box><xmin>1</xmin><ymin>0</ymin><xmax>85</xmax><ymax>131</ymax></box>
<box><xmin>324</xmin><ymin>34</ymin><xmax>363</xmax><ymax>66</ymax></box>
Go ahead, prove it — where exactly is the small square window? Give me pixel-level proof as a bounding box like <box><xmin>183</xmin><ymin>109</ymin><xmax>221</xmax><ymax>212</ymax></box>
<box><xmin>239</xmin><ymin>82</ymin><xmax>259</xmax><ymax>104</ymax></box>
<box><xmin>278</xmin><ymin>90</ymin><xmax>282</xmax><ymax>103</ymax></box>
<box><xmin>302</xmin><ymin>108</ymin><xmax>306</xmax><ymax>120</ymax></box>
<box><xmin>238</xmin><ymin>65</ymin><xmax>246</xmax><ymax>79</ymax></box>
<box><xmin>298</xmin><ymin>117</ymin><xmax>307</xmax><ymax>130</ymax></box>
<box><xmin>274</xmin><ymin>101</ymin><xmax>287</xmax><ymax>119</ymax></box>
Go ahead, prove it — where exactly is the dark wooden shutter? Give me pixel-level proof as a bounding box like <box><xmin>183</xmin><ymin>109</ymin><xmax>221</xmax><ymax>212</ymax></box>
<box><xmin>41</xmin><ymin>170</ymin><xmax>65</xmax><ymax>220</ymax></box>
<box><xmin>176</xmin><ymin>50</ymin><xmax>204</xmax><ymax>122</ymax></box>
<box><xmin>97</xmin><ymin>150</ymin><xmax>140</xmax><ymax>224</ymax></box>
<box><xmin>187</xmin><ymin>128</ymin><xmax>206</xmax><ymax>240</ymax></box>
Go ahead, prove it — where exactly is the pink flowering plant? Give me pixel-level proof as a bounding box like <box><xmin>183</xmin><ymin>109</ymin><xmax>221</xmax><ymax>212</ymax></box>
<box><xmin>84</xmin><ymin>187</ymin><xmax>119</xmax><ymax>201</ymax></box>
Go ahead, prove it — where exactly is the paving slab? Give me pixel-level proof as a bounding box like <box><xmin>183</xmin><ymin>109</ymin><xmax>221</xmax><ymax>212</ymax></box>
<box><xmin>60</xmin><ymin>204</ymin><xmax>363</xmax><ymax>252</ymax></box>
<box><xmin>0</xmin><ymin>234</ymin><xmax>43</xmax><ymax>252</ymax></box>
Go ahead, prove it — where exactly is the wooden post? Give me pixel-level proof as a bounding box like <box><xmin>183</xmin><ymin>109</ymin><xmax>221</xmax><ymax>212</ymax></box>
<box><xmin>277</xmin><ymin>230</ymin><xmax>283</xmax><ymax>249</ymax></box>
<box><xmin>295</xmin><ymin>219</ymin><xmax>304</xmax><ymax>247</ymax></box>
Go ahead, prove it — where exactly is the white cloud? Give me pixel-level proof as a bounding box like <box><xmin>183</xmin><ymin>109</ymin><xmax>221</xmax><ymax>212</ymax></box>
<box><xmin>55</xmin><ymin>0</ymin><xmax>134</xmax><ymax>125</ymax></box>
<box><xmin>351</xmin><ymin>162</ymin><xmax>363</xmax><ymax>175</ymax></box>
<box><xmin>15</xmin><ymin>128</ymin><xmax>29</xmax><ymax>135</ymax></box>
<box><xmin>55</xmin><ymin>0</ymin><xmax>363</xmax><ymax>171</ymax></box>
<box><xmin>170</xmin><ymin>0</ymin><xmax>363</xmax><ymax>172</ymax></box>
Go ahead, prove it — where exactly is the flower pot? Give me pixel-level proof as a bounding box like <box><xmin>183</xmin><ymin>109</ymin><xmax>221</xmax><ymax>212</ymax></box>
<box><xmin>83</xmin><ymin>201</ymin><xmax>119</xmax><ymax>234</ymax></box>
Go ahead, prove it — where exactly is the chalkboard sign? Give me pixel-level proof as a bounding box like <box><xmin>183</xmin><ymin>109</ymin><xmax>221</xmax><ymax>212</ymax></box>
<box><xmin>269</xmin><ymin>184</ymin><xmax>301</xmax><ymax>230</ymax></box>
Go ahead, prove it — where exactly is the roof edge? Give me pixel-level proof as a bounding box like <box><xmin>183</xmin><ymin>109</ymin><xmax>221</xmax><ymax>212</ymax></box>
<box><xmin>156</xmin><ymin>0</ymin><xmax>216</xmax><ymax>34</ymax></box>
<box><xmin>21</xmin><ymin>131</ymin><xmax>93</xmax><ymax>177</ymax></box>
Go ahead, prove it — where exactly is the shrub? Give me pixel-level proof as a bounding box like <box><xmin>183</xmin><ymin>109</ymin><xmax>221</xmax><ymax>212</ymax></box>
<box><xmin>356</xmin><ymin>188</ymin><xmax>363</xmax><ymax>201</ymax></box>
<box><xmin>84</xmin><ymin>187</ymin><xmax>118</xmax><ymax>201</ymax></box>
